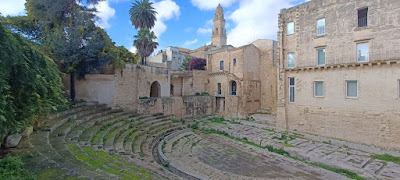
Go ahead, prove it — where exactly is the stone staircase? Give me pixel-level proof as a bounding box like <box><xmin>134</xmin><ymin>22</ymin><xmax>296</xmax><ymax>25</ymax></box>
<box><xmin>23</xmin><ymin>102</ymin><xmax>187</xmax><ymax>180</ymax></box>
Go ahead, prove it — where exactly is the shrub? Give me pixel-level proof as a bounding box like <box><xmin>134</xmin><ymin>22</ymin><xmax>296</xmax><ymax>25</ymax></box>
<box><xmin>189</xmin><ymin>58</ymin><xmax>206</xmax><ymax>70</ymax></box>
<box><xmin>0</xmin><ymin>22</ymin><xmax>66</xmax><ymax>141</ymax></box>
<box><xmin>0</xmin><ymin>155</ymin><xmax>36</xmax><ymax>180</ymax></box>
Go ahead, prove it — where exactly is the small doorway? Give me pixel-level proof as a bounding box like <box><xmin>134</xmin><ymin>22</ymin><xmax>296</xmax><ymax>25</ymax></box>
<box><xmin>150</xmin><ymin>81</ymin><xmax>161</xmax><ymax>97</ymax></box>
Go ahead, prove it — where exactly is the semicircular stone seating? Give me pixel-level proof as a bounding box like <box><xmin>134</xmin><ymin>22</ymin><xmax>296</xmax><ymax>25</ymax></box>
<box><xmin>26</xmin><ymin>102</ymin><xmax>189</xmax><ymax>180</ymax></box>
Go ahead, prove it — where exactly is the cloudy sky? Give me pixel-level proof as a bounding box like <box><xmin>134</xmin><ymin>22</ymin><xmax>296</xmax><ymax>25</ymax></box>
<box><xmin>0</xmin><ymin>0</ymin><xmax>307</xmax><ymax>54</ymax></box>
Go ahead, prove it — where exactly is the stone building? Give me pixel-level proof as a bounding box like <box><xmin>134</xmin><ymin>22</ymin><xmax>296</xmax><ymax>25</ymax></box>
<box><xmin>146</xmin><ymin>47</ymin><xmax>190</xmax><ymax>70</ymax></box>
<box><xmin>276</xmin><ymin>0</ymin><xmax>400</xmax><ymax>149</ymax></box>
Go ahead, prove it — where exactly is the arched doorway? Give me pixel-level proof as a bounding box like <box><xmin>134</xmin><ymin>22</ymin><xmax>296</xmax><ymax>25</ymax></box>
<box><xmin>150</xmin><ymin>81</ymin><xmax>161</xmax><ymax>97</ymax></box>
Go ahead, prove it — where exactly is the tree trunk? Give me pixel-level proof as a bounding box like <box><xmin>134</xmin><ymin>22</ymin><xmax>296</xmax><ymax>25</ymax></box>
<box><xmin>70</xmin><ymin>73</ymin><xmax>76</xmax><ymax>101</ymax></box>
<box><xmin>141</xmin><ymin>56</ymin><xmax>145</xmax><ymax>65</ymax></box>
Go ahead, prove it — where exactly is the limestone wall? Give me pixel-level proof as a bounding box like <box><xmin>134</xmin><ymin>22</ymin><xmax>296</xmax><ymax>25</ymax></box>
<box><xmin>279</xmin><ymin>0</ymin><xmax>400</xmax><ymax>68</ymax></box>
<box><xmin>137</xmin><ymin>96</ymin><xmax>215</xmax><ymax>120</ymax></box>
<box><xmin>282</xmin><ymin>64</ymin><xmax>400</xmax><ymax>149</ymax></box>
<box><xmin>277</xmin><ymin>0</ymin><xmax>400</xmax><ymax>150</ymax></box>
<box><xmin>63</xmin><ymin>74</ymin><xmax>116</xmax><ymax>105</ymax></box>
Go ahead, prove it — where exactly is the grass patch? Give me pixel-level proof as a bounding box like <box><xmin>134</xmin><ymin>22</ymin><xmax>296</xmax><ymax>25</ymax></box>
<box><xmin>310</xmin><ymin>162</ymin><xmax>365</xmax><ymax>180</ymax></box>
<box><xmin>171</xmin><ymin>119</ymin><xmax>181</xmax><ymax>124</ymax></box>
<box><xmin>191</xmin><ymin>123</ymin><xmax>199</xmax><ymax>130</ymax></box>
<box><xmin>323</xmin><ymin>140</ymin><xmax>332</xmax><ymax>145</ymax></box>
<box><xmin>208</xmin><ymin>117</ymin><xmax>226</xmax><ymax>124</ymax></box>
<box><xmin>67</xmin><ymin>143</ymin><xmax>149</xmax><ymax>180</ymax></box>
<box><xmin>92</xmin><ymin>122</ymin><xmax>120</xmax><ymax>145</ymax></box>
<box><xmin>103</xmin><ymin>125</ymin><xmax>125</xmax><ymax>144</ymax></box>
<box><xmin>162</xmin><ymin>141</ymin><xmax>166</xmax><ymax>153</ymax></box>
<box><xmin>0</xmin><ymin>155</ymin><xmax>36</xmax><ymax>180</ymax></box>
<box><xmin>371</xmin><ymin>154</ymin><xmax>400</xmax><ymax>165</ymax></box>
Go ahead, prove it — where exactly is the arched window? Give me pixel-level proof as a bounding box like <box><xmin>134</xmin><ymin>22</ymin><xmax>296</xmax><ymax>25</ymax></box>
<box><xmin>150</xmin><ymin>81</ymin><xmax>161</xmax><ymax>97</ymax></box>
<box><xmin>230</xmin><ymin>81</ymin><xmax>237</xmax><ymax>96</ymax></box>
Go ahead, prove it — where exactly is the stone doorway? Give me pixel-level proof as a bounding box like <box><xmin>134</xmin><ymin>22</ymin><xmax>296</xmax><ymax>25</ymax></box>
<box><xmin>150</xmin><ymin>81</ymin><xmax>161</xmax><ymax>97</ymax></box>
<box><xmin>216</xmin><ymin>97</ymin><xmax>225</xmax><ymax>112</ymax></box>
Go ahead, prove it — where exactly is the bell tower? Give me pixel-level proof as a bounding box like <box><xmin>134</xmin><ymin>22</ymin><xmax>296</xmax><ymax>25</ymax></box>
<box><xmin>212</xmin><ymin>4</ymin><xmax>227</xmax><ymax>48</ymax></box>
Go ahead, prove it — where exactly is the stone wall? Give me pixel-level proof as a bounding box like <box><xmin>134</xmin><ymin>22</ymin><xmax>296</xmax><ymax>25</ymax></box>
<box><xmin>277</xmin><ymin>0</ymin><xmax>400</xmax><ymax>149</ymax></box>
<box><xmin>62</xmin><ymin>74</ymin><xmax>116</xmax><ymax>105</ymax></box>
<box><xmin>137</xmin><ymin>96</ymin><xmax>215</xmax><ymax>120</ymax></box>
<box><xmin>282</xmin><ymin>64</ymin><xmax>400</xmax><ymax>149</ymax></box>
<box><xmin>64</xmin><ymin>64</ymin><xmax>215</xmax><ymax>120</ymax></box>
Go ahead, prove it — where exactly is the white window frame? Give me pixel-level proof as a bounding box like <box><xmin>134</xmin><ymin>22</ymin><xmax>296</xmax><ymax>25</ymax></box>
<box><xmin>289</xmin><ymin>78</ymin><xmax>295</xmax><ymax>103</ymax></box>
<box><xmin>314</xmin><ymin>81</ymin><xmax>324</xmax><ymax>97</ymax></box>
<box><xmin>346</xmin><ymin>80</ymin><xmax>358</xmax><ymax>99</ymax></box>
<box><xmin>317</xmin><ymin>18</ymin><xmax>326</xmax><ymax>36</ymax></box>
<box><xmin>287</xmin><ymin>22</ymin><xmax>294</xmax><ymax>35</ymax></box>
<box><xmin>287</xmin><ymin>52</ymin><xmax>295</xmax><ymax>68</ymax></box>
<box><xmin>317</xmin><ymin>48</ymin><xmax>326</xmax><ymax>66</ymax></box>
<box><xmin>357</xmin><ymin>42</ymin><xmax>369</xmax><ymax>62</ymax></box>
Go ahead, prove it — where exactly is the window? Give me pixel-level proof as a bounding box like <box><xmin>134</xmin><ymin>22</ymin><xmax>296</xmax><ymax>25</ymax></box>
<box><xmin>220</xmin><ymin>61</ymin><xmax>224</xmax><ymax>71</ymax></box>
<box><xmin>398</xmin><ymin>80</ymin><xmax>400</xmax><ymax>99</ymax></box>
<box><xmin>217</xmin><ymin>83</ymin><xmax>222</xmax><ymax>95</ymax></box>
<box><xmin>314</xmin><ymin>81</ymin><xmax>324</xmax><ymax>97</ymax></box>
<box><xmin>287</xmin><ymin>22</ymin><xmax>294</xmax><ymax>35</ymax></box>
<box><xmin>288</xmin><ymin>53</ymin><xmax>295</xmax><ymax>68</ymax></box>
<box><xmin>358</xmin><ymin>8</ymin><xmax>368</xmax><ymax>28</ymax></box>
<box><xmin>230</xmin><ymin>81</ymin><xmax>237</xmax><ymax>95</ymax></box>
<box><xmin>233</xmin><ymin>58</ymin><xmax>237</xmax><ymax>66</ymax></box>
<box><xmin>346</xmin><ymin>81</ymin><xmax>358</xmax><ymax>98</ymax></box>
<box><xmin>289</xmin><ymin>78</ymin><xmax>295</xmax><ymax>103</ymax></box>
<box><xmin>317</xmin><ymin>19</ymin><xmax>325</xmax><ymax>36</ymax></box>
<box><xmin>357</xmin><ymin>42</ymin><xmax>369</xmax><ymax>62</ymax></box>
<box><xmin>317</xmin><ymin>48</ymin><xmax>326</xmax><ymax>66</ymax></box>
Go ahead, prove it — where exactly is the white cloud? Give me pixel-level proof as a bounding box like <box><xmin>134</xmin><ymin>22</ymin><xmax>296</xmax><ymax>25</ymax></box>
<box><xmin>197</xmin><ymin>28</ymin><xmax>212</xmax><ymax>34</ymax></box>
<box><xmin>92</xmin><ymin>0</ymin><xmax>116</xmax><ymax>29</ymax></box>
<box><xmin>183</xmin><ymin>39</ymin><xmax>198</xmax><ymax>47</ymax></box>
<box><xmin>191</xmin><ymin>0</ymin><xmax>239</xmax><ymax>10</ymax></box>
<box><xmin>227</xmin><ymin>0</ymin><xmax>293</xmax><ymax>47</ymax></box>
<box><xmin>0</xmin><ymin>0</ymin><xmax>26</xmax><ymax>16</ymax></box>
<box><xmin>129</xmin><ymin>46</ymin><xmax>137</xmax><ymax>53</ymax></box>
<box><xmin>152</xmin><ymin>0</ymin><xmax>180</xmax><ymax>38</ymax></box>
<box><xmin>196</xmin><ymin>19</ymin><xmax>213</xmax><ymax>35</ymax></box>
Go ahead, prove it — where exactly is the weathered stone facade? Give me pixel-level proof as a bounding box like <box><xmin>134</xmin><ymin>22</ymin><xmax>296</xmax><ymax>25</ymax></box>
<box><xmin>277</xmin><ymin>0</ymin><xmax>400</xmax><ymax>149</ymax></box>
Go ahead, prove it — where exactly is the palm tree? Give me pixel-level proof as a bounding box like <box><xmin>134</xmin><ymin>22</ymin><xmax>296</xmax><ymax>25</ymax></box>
<box><xmin>129</xmin><ymin>0</ymin><xmax>157</xmax><ymax>29</ymax></box>
<box><xmin>134</xmin><ymin>29</ymin><xmax>158</xmax><ymax>65</ymax></box>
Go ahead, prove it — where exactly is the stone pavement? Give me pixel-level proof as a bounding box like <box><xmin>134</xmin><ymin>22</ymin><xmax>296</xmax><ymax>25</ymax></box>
<box><xmin>164</xmin><ymin>131</ymin><xmax>350</xmax><ymax>180</ymax></box>
<box><xmin>199</xmin><ymin>116</ymin><xmax>400</xmax><ymax>180</ymax></box>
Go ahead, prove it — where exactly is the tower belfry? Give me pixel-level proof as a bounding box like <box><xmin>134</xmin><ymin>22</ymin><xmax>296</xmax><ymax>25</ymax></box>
<box><xmin>212</xmin><ymin>4</ymin><xmax>227</xmax><ymax>48</ymax></box>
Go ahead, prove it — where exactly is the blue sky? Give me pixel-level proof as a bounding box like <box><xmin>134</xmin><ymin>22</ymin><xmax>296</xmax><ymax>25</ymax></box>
<box><xmin>0</xmin><ymin>0</ymin><xmax>308</xmax><ymax>55</ymax></box>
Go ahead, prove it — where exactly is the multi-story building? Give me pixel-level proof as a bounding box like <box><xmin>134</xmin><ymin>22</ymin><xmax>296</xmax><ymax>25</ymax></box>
<box><xmin>277</xmin><ymin>0</ymin><xmax>400</xmax><ymax>149</ymax></box>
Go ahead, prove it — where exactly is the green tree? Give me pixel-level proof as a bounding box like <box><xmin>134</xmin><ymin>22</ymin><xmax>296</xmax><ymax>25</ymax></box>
<box><xmin>182</xmin><ymin>55</ymin><xmax>192</xmax><ymax>70</ymax></box>
<box><xmin>134</xmin><ymin>29</ymin><xmax>158</xmax><ymax>65</ymax></box>
<box><xmin>26</xmin><ymin>0</ymin><xmax>111</xmax><ymax>100</ymax></box>
<box><xmin>129</xmin><ymin>0</ymin><xmax>157</xmax><ymax>29</ymax></box>
<box><xmin>129</xmin><ymin>0</ymin><xmax>158</xmax><ymax>65</ymax></box>
<box><xmin>109</xmin><ymin>45</ymin><xmax>140</xmax><ymax>69</ymax></box>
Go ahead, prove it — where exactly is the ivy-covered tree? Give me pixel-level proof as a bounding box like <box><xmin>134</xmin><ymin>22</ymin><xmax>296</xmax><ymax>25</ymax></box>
<box><xmin>0</xmin><ymin>21</ymin><xmax>66</xmax><ymax>142</ymax></box>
